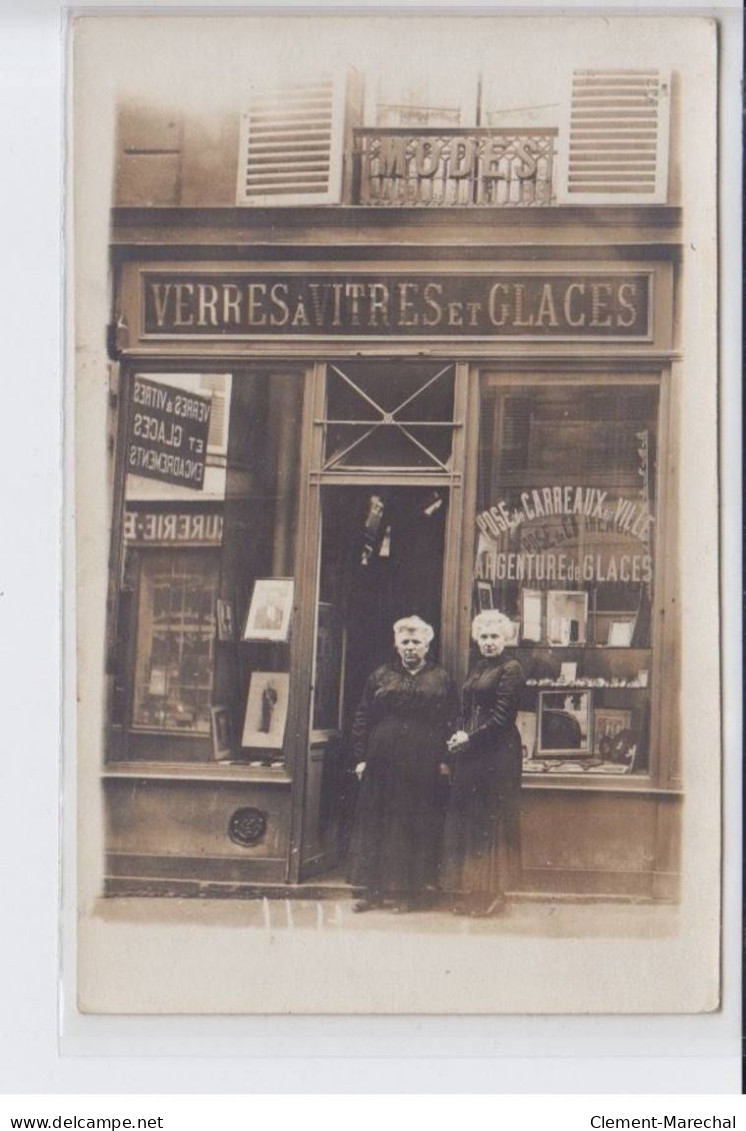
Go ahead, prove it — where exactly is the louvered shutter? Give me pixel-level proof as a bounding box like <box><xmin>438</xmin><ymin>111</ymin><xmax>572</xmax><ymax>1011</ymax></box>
<box><xmin>236</xmin><ymin>76</ymin><xmax>345</xmax><ymax>205</ymax></box>
<box><xmin>558</xmin><ymin>70</ymin><xmax>670</xmax><ymax>204</ymax></box>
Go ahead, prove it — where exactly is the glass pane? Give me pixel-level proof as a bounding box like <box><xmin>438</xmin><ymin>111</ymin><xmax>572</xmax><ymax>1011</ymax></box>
<box><xmin>495</xmin><ymin>388</ymin><xmax>656</xmax><ymax>482</ymax></box>
<box><xmin>132</xmin><ymin>550</ymin><xmax>219</xmax><ymax>734</ymax></box>
<box><xmin>324</xmin><ymin>362</ymin><xmax>455</xmax><ymax>470</ymax></box>
<box><xmin>475</xmin><ymin>379</ymin><xmax>658</xmax><ymax>778</ymax></box>
<box><xmin>117</xmin><ymin>368</ymin><xmax>304</xmax><ymax>763</ymax></box>
<box><xmin>325</xmin><ymin>422</ymin><xmax>451</xmax><ymax>470</ymax></box>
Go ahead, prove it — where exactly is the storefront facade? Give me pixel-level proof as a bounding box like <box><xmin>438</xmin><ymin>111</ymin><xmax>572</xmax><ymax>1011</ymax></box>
<box><xmin>103</xmin><ymin>77</ymin><xmax>682</xmax><ymax>901</ymax></box>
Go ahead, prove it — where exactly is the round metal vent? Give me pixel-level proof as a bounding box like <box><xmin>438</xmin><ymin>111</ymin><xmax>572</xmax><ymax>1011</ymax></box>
<box><xmin>228</xmin><ymin>807</ymin><xmax>268</xmax><ymax>847</ymax></box>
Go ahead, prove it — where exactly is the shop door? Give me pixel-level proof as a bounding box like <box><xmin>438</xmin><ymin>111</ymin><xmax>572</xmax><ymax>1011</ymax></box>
<box><xmin>299</xmin><ymin>485</ymin><xmax>449</xmax><ymax>880</ymax></box>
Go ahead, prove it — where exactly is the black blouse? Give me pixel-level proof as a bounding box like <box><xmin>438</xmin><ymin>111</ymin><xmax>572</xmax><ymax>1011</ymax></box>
<box><xmin>351</xmin><ymin>660</ymin><xmax>459</xmax><ymax>764</ymax></box>
<box><xmin>460</xmin><ymin>656</ymin><xmax>525</xmax><ymax>755</ymax></box>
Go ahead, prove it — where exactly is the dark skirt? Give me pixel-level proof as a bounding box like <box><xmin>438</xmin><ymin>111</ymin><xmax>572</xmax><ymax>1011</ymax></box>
<box><xmin>346</xmin><ymin>723</ymin><xmax>445</xmax><ymax>896</ymax></box>
<box><xmin>439</xmin><ymin>727</ymin><xmax>522</xmax><ymax>898</ymax></box>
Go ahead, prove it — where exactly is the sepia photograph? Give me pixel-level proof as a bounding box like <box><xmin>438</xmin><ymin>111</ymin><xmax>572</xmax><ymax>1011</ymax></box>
<box><xmin>215</xmin><ymin>597</ymin><xmax>236</xmax><ymax>642</ymax></box>
<box><xmin>241</xmin><ymin>671</ymin><xmax>290</xmax><ymax>751</ymax></box>
<box><xmin>242</xmin><ymin>578</ymin><xmax>295</xmax><ymax>642</ymax></box>
<box><xmin>71</xmin><ymin>12</ymin><xmax>722</xmax><ymax>1017</ymax></box>
<box><xmin>210</xmin><ymin>704</ymin><xmax>235</xmax><ymax>761</ymax></box>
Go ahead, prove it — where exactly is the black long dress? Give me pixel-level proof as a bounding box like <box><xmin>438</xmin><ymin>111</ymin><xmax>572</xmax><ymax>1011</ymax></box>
<box><xmin>346</xmin><ymin>659</ymin><xmax>458</xmax><ymax>898</ymax></box>
<box><xmin>440</xmin><ymin>655</ymin><xmax>525</xmax><ymax>900</ymax></box>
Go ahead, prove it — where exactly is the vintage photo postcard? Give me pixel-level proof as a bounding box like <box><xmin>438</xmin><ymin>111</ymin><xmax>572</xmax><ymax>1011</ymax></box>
<box><xmin>71</xmin><ymin>13</ymin><xmax>721</xmax><ymax>1014</ymax></box>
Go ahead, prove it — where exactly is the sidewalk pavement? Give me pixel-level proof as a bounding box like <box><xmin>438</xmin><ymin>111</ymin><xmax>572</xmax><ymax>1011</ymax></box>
<box><xmin>94</xmin><ymin>895</ymin><xmax>678</xmax><ymax>939</ymax></box>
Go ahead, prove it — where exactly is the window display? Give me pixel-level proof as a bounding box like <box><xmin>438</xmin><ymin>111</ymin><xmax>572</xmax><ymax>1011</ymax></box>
<box><xmin>112</xmin><ymin>368</ymin><xmax>304</xmax><ymax>764</ymax></box>
<box><xmin>132</xmin><ymin>549</ymin><xmax>219</xmax><ymax>734</ymax></box>
<box><xmin>475</xmin><ymin>378</ymin><xmax>658</xmax><ymax>778</ymax></box>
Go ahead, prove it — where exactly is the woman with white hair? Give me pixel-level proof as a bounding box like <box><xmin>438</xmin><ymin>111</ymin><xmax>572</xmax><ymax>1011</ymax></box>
<box><xmin>347</xmin><ymin>615</ymin><xmax>458</xmax><ymax>913</ymax></box>
<box><xmin>441</xmin><ymin>609</ymin><xmax>526</xmax><ymax>917</ymax></box>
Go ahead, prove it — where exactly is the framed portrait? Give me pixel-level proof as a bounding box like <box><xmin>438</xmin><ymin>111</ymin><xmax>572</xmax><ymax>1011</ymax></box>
<box><xmin>215</xmin><ymin>598</ymin><xmax>236</xmax><ymax>642</ymax></box>
<box><xmin>242</xmin><ymin>578</ymin><xmax>294</xmax><ymax>643</ymax></box>
<box><xmin>210</xmin><ymin>706</ymin><xmax>234</xmax><ymax>761</ymax></box>
<box><xmin>241</xmin><ymin>672</ymin><xmax>290</xmax><ymax>750</ymax></box>
<box><xmin>476</xmin><ymin>580</ymin><xmax>493</xmax><ymax>611</ymax></box>
<box><xmin>593</xmin><ymin>708</ymin><xmax>633</xmax><ymax>758</ymax></box>
<box><xmin>521</xmin><ymin>588</ymin><xmax>542</xmax><ymax>642</ymax></box>
<box><xmin>538</xmin><ymin>690</ymin><xmax>592</xmax><ymax>757</ymax></box>
<box><xmin>546</xmin><ymin>590</ymin><xmax>588</xmax><ymax>646</ymax></box>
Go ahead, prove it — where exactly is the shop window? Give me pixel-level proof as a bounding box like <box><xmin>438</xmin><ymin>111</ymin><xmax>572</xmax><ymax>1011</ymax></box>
<box><xmin>112</xmin><ymin>369</ymin><xmax>304</xmax><ymax>765</ymax></box>
<box><xmin>323</xmin><ymin>361</ymin><xmax>456</xmax><ymax>472</ymax></box>
<box><xmin>132</xmin><ymin>549</ymin><xmax>219</xmax><ymax>734</ymax></box>
<box><xmin>475</xmin><ymin>378</ymin><xmax>659</xmax><ymax>779</ymax></box>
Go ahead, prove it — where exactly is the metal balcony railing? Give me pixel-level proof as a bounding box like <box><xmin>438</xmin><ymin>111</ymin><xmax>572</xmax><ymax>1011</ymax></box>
<box><xmin>352</xmin><ymin>127</ymin><xmax>558</xmax><ymax>207</ymax></box>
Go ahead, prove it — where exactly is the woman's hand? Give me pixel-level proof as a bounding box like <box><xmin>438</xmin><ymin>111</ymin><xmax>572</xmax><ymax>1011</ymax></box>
<box><xmin>354</xmin><ymin>761</ymin><xmax>367</xmax><ymax>780</ymax></box>
<box><xmin>447</xmin><ymin>730</ymin><xmax>470</xmax><ymax>755</ymax></box>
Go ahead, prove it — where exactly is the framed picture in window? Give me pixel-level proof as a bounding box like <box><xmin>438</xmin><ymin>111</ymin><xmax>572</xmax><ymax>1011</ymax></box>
<box><xmin>521</xmin><ymin>589</ymin><xmax>542</xmax><ymax>642</ymax></box>
<box><xmin>607</xmin><ymin>619</ymin><xmax>635</xmax><ymax>647</ymax></box>
<box><xmin>210</xmin><ymin>706</ymin><xmax>235</xmax><ymax>761</ymax></box>
<box><xmin>538</xmin><ymin>690</ymin><xmax>592</xmax><ymax>757</ymax></box>
<box><xmin>546</xmin><ymin>590</ymin><xmax>588</xmax><ymax>645</ymax></box>
<box><xmin>241</xmin><ymin>672</ymin><xmax>290</xmax><ymax>750</ymax></box>
<box><xmin>216</xmin><ymin>598</ymin><xmax>236</xmax><ymax>642</ymax></box>
<box><xmin>242</xmin><ymin>578</ymin><xmax>294</xmax><ymax>643</ymax></box>
<box><xmin>593</xmin><ymin>708</ymin><xmax>632</xmax><ymax>758</ymax></box>
<box><xmin>476</xmin><ymin>580</ymin><xmax>493</xmax><ymax>611</ymax></box>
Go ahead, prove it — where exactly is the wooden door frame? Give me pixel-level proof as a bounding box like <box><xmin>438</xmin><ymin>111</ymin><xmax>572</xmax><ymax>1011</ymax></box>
<box><xmin>286</xmin><ymin>358</ymin><xmax>469</xmax><ymax>883</ymax></box>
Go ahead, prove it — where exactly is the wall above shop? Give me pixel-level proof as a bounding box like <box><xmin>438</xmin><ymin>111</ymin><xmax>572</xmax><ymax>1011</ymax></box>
<box><xmin>114</xmin><ymin>68</ymin><xmax>680</xmax><ymax>211</ymax></box>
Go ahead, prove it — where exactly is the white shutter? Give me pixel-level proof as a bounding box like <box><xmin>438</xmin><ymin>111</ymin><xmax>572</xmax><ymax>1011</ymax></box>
<box><xmin>236</xmin><ymin>76</ymin><xmax>345</xmax><ymax>205</ymax></box>
<box><xmin>558</xmin><ymin>70</ymin><xmax>670</xmax><ymax>204</ymax></box>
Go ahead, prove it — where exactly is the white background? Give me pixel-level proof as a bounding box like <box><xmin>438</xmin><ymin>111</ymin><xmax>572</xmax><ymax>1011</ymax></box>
<box><xmin>0</xmin><ymin>0</ymin><xmax>741</xmax><ymax>1097</ymax></box>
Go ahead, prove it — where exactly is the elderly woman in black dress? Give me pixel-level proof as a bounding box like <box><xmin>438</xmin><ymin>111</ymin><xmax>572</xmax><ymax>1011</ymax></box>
<box><xmin>441</xmin><ymin>610</ymin><xmax>525</xmax><ymax>917</ymax></box>
<box><xmin>347</xmin><ymin>615</ymin><xmax>458</xmax><ymax>914</ymax></box>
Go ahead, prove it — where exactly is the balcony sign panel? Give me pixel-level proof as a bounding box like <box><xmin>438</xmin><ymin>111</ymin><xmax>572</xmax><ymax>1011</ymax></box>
<box><xmin>354</xmin><ymin>128</ymin><xmax>557</xmax><ymax>207</ymax></box>
<box><xmin>142</xmin><ymin>271</ymin><xmax>651</xmax><ymax>339</ymax></box>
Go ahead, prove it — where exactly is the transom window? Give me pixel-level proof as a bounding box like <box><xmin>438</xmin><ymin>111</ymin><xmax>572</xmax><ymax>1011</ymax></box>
<box><xmin>322</xmin><ymin>361</ymin><xmax>456</xmax><ymax>472</ymax></box>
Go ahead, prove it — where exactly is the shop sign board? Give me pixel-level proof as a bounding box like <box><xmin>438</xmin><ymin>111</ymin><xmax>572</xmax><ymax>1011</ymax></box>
<box><xmin>127</xmin><ymin>376</ymin><xmax>211</xmax><ymax>489</ymax></box>
<box><xmin>141</xmin><ymin>271</ymin><xmax>651</xmax><ymax>339</ymax></box>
